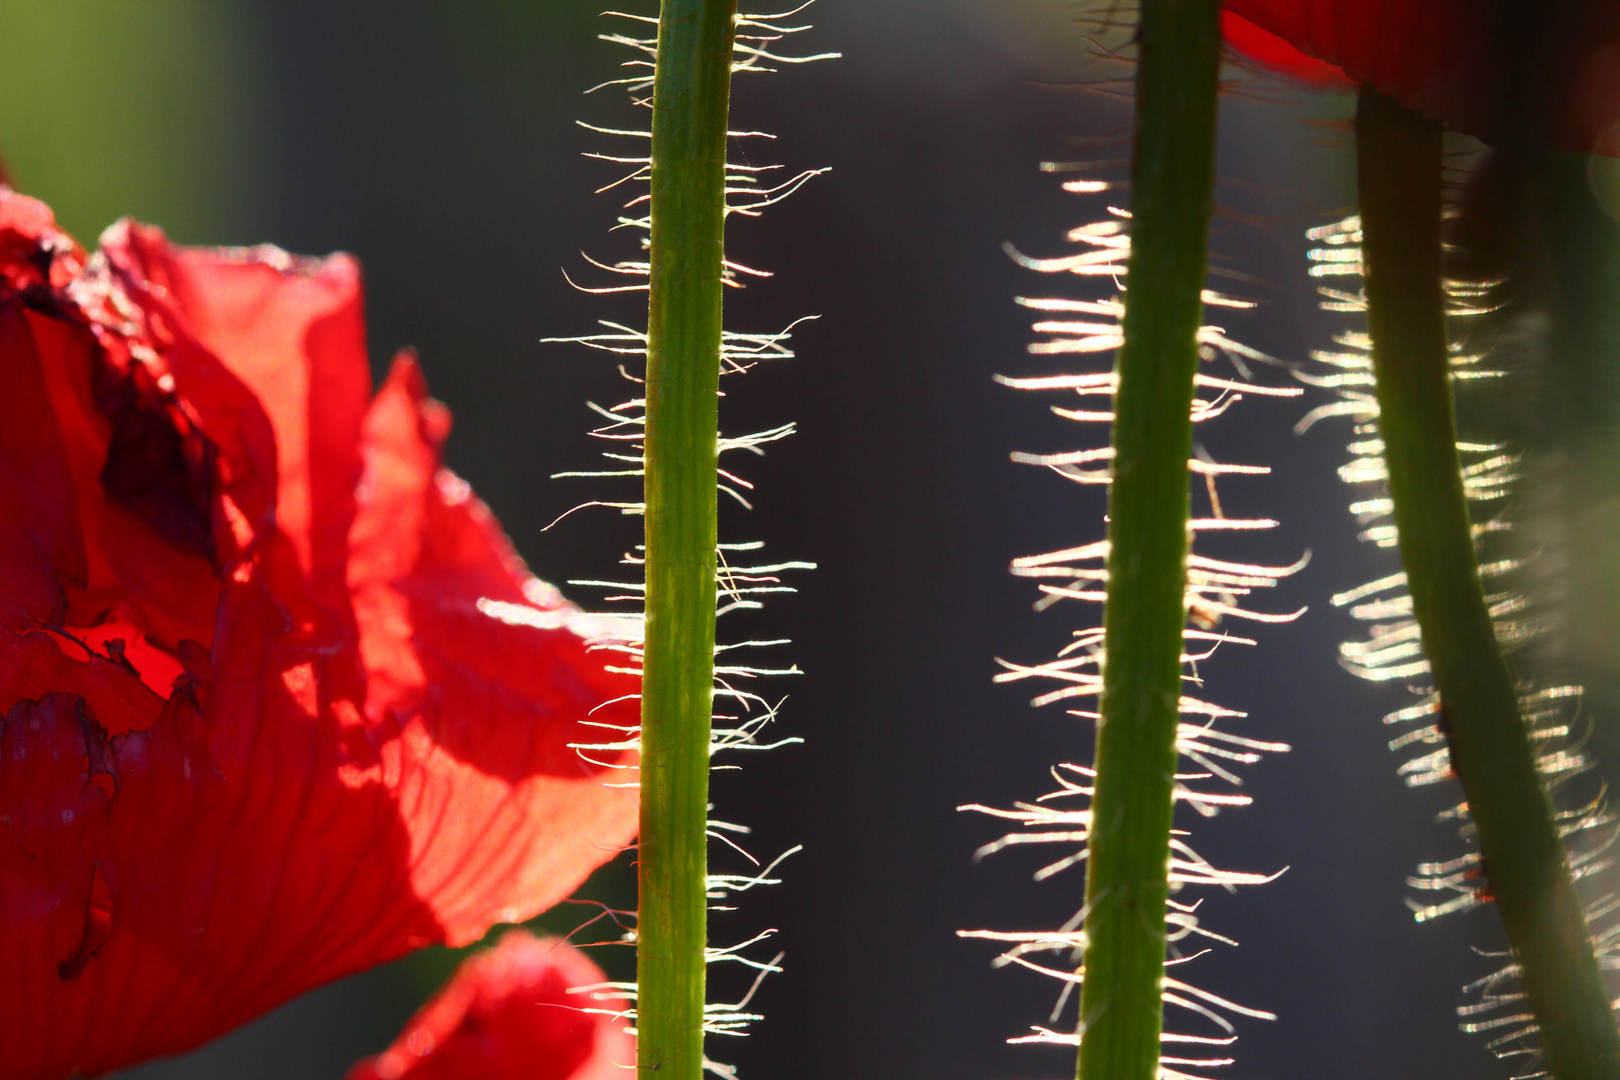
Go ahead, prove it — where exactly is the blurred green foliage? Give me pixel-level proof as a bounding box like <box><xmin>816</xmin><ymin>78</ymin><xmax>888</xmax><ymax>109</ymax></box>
<box><xmin>1594</xmin><ymin>155</ymin><xmax>1620</xmax><ymax>221</ymax></box>
<box><xmin>0</xmin><ymin>0</ymin><xmax>265</xmax><ymax>243</ymax></box>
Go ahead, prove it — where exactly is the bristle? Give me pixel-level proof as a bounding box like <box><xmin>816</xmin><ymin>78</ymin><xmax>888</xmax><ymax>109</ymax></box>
<box><xmin>550</xmin><ymin>6</ymin><xmax>832</xmax><ymax>1072</ymax></box>
<box><xmin>963</xmin><ymin>76</ymin><xmax>1293</xmax><ymax>1075</ymax></box>
<box><xmin>1299</xmin><ymin>203</ymin><xmax>1620</xmax><ymax>1070</ymax></box>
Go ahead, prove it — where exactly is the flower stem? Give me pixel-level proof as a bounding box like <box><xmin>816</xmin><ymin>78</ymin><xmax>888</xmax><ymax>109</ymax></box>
<box><xmin>1528</xmin><ymin>151</ymin><xmax>1620</xmax><ymax>801</ymax></box>
<box><xmin>639</xmin><ymin>4</ymin><xmax>735</xmax><ymax>1080</ymax></box>
<box><xmin>1356</xmin><ymin>86</ymin><xmax>1620</xmax><ymax>1080</ymax></box>
<box><xmin>1076</xmin><ymin>2</ymin><xmax>1221</xmax><ymax>1079</ymax></box>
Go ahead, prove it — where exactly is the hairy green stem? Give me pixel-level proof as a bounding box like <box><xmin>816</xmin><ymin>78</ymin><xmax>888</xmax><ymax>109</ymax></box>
<box><xmin>1528</xmin><ymin>152</ymin><xmax>1620</xmax><ymax>802</ymax></box>
<box><xmin>1077</xmin><ymin>2</ymin><xmax>1221</xmax><ymax>1078</ymax></box>
<box><xmin>1357</xmin><ymin>87</ymin><xmax>1620</xmax><ymax>1080</ymax></box>
<box><xmin>639</xmin><ymin>4</ymin><xmax>735</xmax><ymax>1080</ymax></box>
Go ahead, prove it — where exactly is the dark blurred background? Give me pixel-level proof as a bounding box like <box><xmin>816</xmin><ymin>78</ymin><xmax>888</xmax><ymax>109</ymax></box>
<box><xmin>0</xmin><ymin>2</ymin><xmax>1525</xmax><ymax>1078</ymax></box>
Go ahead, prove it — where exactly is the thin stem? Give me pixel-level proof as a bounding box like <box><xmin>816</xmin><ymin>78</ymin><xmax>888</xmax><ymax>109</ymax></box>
<box><xmin>1077</xmin><ymin>2</ymin><xmax>1221</xmax><ymax>1079</ymax></box>
<box><xmin>639</xmin><ymin>4</ymin><xmax>735</xmax><ymax>1080</ymax></box>
<box><xmin>1528</xmin><ymin>152</ymin><xmax>1620</xmax><ymax>799</ymax></box>
<box><xmin>1357</xmin><ymin>87</ymin><xmax>1620</xmax><ymax>1080</ymax></box>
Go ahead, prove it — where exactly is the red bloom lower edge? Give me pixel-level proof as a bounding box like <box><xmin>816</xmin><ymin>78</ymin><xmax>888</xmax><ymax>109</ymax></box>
<box><xmin>0</xmin><ymin>187</ymin><xmax>641</xmax><ymax>1080</ymax></box>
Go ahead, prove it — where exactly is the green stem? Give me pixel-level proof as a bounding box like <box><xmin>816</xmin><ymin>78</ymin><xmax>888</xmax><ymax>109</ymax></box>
<box><xmin>1077</xmin><ymin>2</ymin><xmax>1220</xmax><ymax>1079</ymax></box>
<box><xmin>1527</xmin><ymin>152</ymin><xmax>1620</xmax><ymax>800</ymax></box>
<box><xmin>639</xmin><ymin>4</ymin><xmax>734</xmax><ymax>1080</ymax></box>
<box><xmin>1356</xmin><ymin>87</ymin><xmax>1620</xmax><ymax>1080</ymax></box>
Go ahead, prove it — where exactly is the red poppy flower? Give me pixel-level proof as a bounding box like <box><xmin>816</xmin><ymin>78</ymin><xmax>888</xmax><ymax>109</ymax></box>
<box><xmin>347</xmin><ymin>931</ymin><xmax>632</xmax><ymax>1080</ymax></box>
<box><xmin>1222</xmin><ymin>12</ymin><xmax>1351</xmax><ymax>89</ymax></box>
<box><xmin>1222</xmin><ymin>0</ymin><xmax>1620</xmax><ymax>155</ymax></box>
<box><xmin>0</xmin><ymin>187</ymin><xmax>641</xmax><ymax>1079</ymax></box>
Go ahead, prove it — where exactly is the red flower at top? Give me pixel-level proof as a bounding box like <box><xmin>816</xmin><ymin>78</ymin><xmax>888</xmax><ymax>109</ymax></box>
<box><xmin>0</xmin><ymin>188</ymin><xmax>641</xmax><ymax>1079</ymax></box>
<box><xmin>1221</xmin><ymin>12</ymin><xmax>1351</xmax><ymax>88</ymax></box>
<box><xmin>1223</xmin><ymin>0</ymin><xmax>1620</xmax><ymax>156</ymax></box>
<box><xmin>347</xmin><ymin>931</ymin><xmax>633</xmax><ymax>1080</ymax></box>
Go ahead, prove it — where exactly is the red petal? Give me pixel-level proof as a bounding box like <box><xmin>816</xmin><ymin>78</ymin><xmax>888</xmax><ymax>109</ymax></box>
<box><xmin>346</xmin><ymin>932</ymin><xmax>634</xmax><ymax>1080</ymax></box>
<box><xmin>0</xmin><ymin>305</ymin><xmax>87</xmax><ymax>629</ymax></box>
<box><xmin>0</xmin><ymin>189</ymin><xmax>85</xmax><ymax>299</ymax></box>
<box><xmin>1222</xmin><ymin>12</ymin><xmax>1351</xmax><ymax>88</ymax></box>
<box><xmin>105</xmin><ymin>224</ymin><xmax>372</xmax><ymax>614</ymax></box>
<box><xmin>0</xmin><ymin>197</ymin><xmax>641</xmax><ymax>1078</ymax></box>
<box><xmin>348</xmin><ymin>355</ymin><xmax>641</xmax><ymax>943</ymax></box>
<box><xmin>1222</xmin><ymin>0</ymin><xmax>1620</xmax><ymax>155</ymax></box>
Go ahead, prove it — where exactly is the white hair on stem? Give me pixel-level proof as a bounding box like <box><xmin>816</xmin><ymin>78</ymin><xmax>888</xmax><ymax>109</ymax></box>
<box><xmin>542</xmin><ymin>5</ymin><xmax>835</xmax><ymax>1073</ymax></box>
<box><xmin>1298</xmin><ymin>205</ymin><xmax>1620</xmax><ymax>1077</ymax></box>
<box><xmin>958</xmin><ymin>89</ymin><xmax>1297</xmax><ymax>1076</ymax></box>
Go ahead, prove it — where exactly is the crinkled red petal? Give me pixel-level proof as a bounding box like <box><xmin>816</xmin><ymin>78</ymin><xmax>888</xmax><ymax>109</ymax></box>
<box><xmin>0</xmin><ymin>190</ymin><xmax>641</xmax><ymax>1079</ymax></box>
<box><xmin>346</xmin><ymin>932</ymin><xmax>634</xmax><ymax>1080</ymax></box>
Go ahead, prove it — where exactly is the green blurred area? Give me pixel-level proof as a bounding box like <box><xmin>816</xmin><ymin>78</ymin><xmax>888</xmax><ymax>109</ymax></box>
<box><xmin>0</xmin><ymin>0</ymin><xmax>604</xmax><ymax>246</ymax></box>
<box><xmin>0</xmin><ymin>0</ymin><xmax>267</xmax><ymax>243</ymax></box>
<box><xmin>1593</xmin><ymin>154</ymin><xmax>1620</xmax><ymax>221</ymax></box>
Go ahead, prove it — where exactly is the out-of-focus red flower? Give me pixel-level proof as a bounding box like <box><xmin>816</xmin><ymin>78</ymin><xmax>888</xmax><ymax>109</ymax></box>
<box><xmin>1222</xmin><ymin>11</ymin><xmax>1351</xmax><ymax>89</ymax></box>
<box><xmin>347</xmin><ymin>932</ymin><xmax>633</xmax><ymax>1080</ymax></box>
<box><xmin>0</xmin><ymin>187</ymin><xmax>641</xmax><ymax>1079</ymax></box>
<box><xmin>1222</xmin><ymin>0</ymin><xmax>1620</xmax><ymax>156</ymax></box>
